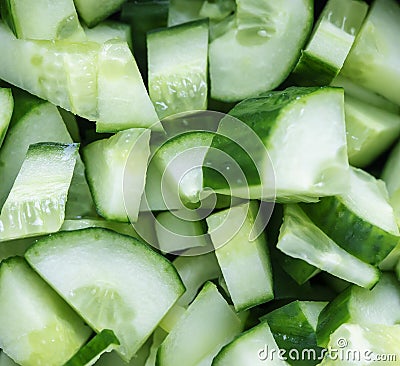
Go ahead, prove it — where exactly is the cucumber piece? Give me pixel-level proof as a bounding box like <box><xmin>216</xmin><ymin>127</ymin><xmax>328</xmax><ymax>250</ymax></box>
<box><xmin>156</xmin><ymin>282</ymin><xmax>243</xmax><ymax>366</ymax></box>
<box><xmin>64</xmin><ymin>330</ymin><xmax>119</xmax><ymax>366</ymax></box>
<box><xmin>316</xmin><ymin>273</ymin><xmax>400</xmax><ymax>347</ymax></box>
<box><xmin>173</xmin><ymin>252</ymin><xmax>221</xmax><ymax>307</ymax></box>
<box><xmin>291</xmin><ymin>0</ymin><xmax>368</xmax><ymax>86</ymax></box>
<box><xmin>341</xmin><ymin>0</ymin><xmax>400</xmax><ymax>105</ymax></box>
<box><xmin>148</xmin><ymin>20</ymin><xmax>209</xmax><ymax>120</ymax></box>
<box><xmin>96</xmin><ymin>40</ymin><xmax>162</xmax><ymax>132</ymax></box>
<box><xmin>0</xmin><ymin>257</ymin><xmax>91</xmax><ymax>366</ymax></box>
<box><xmin>280</xmin><ymin>255</ymin><xmax>321</xmax><ymax>285</ymax></box>
<box><xmin>213</xmin><ymin>321</ymin><xmax>289</xmax><ymax>366</ymax></box>
<box><xmin>25</xmin><ymin>228</ymin><xmax>185</xmax><ymax>362</ymax></box>
<box><xmin>344</xmin><ymin>95</ymin><xmax>400</xmax><ymax>167</ymax></box>
<box><xmin>261</xmin><ymin>301</ymin><xmax>327</xmax><ymax>366</ymax></box>
<box><xmin>209</xmin><ymin>0</ymin><xmax>313</xmax><ymax>101</ymax></box>
<box><xmin>0</xmin><ymin>88</ymin><xmax>13</xmax><ymax>148</ymax></box>
<box><xmin>84</xmin><ymin>20</ymin><xmax>132</xmax><ymax>47</ymax></box>
<box><xmin>0</xmin><ymin>143</ymin><xmax>78</xmax><ymax>241</ymax></box>
<box><xmin>331</xmin><ymin>75</ymin><xmax>400</xmax><ymax>114</ymax></box>
<box><xmin>74</xmin><ymin>0</ymin><xmax>127</xmax><ymax>27</ymax></box>
<box><xmin>318</xmin><ymin>323</ymin><xmax>400</xmax><ymax>365</ymax></box>
<box><xmin>0</xmin><ymin>236</ymin><xmax>38</xmax><ymax>263</ymax></box>
<box><xmin>0</xmin><ymin>351</ymin><xmax>19</xmax><ymax>366</ymax></box>
<box><xmin>199</xmin><ymin>0</ymin><xmax>236</xmax><ymax>22</ymax></box>
<box><xmin>155</xmin><ymin>211</ymin><xmax>211</xmax><ymax>254</ymax></box>
<box><xmin>83</xmin><ymin>128</ymin><xmax>151</xmax><ymax>222</ymax></box>
<box><xmin>0</xmin><ymin>0</ymin><xmax>85</xmax><ymax>40</ymax></box>
<box><xmin>300</xmin><ymin>167</ymin><xmax>399</xmax><ymax>265</ymax></box>
<box><xmin>203</xmin><ymin>87</ymin><xmax>349</xmax><ymax>201</ymax></box>
<box><xmin>207</xmin><ymin>201</ymin><xmax>274</xmax><ymax>311</ymax></box>
<box><xmin>152</xmin><ymin>131</ymin><xmax>214</xmax><ymax>205</ymax></box>
<box><xmin>277</xmin><ymin>205</ymin><xmax>380</xmax><ymax>289</ymax></box>
<box><xmin>58</xmin><ymin>107</ymin><xmax>80</xmax><ymax>142</ymax></box>
<box><xmin>167</xmin><ymin>0</ymin><xmax>204</xmax><ymax>27</ymax></box>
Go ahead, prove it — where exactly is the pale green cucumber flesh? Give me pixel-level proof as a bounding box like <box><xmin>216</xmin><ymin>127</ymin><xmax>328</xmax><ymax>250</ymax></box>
<box><xmin>0</xmin><ymin>257</ymin><xmax>91</xmax><ymax>366</ymax></box>
<box><xmin>25</xmin><ymin>228</ymin><xmax>184</xmax><ymax>362</ymax></box>
<box><xmin>0</xmin><ymin>88</ymin><xmax>13</xmax><ymax>148</ymax></box>
<box><xmin>74</xmin><ymin>0</ymin><xmax>127</xmax><ymax>27</ymax></box>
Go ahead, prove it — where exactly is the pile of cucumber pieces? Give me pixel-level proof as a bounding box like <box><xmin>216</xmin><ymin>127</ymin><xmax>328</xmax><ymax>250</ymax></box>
<box><xmin>0</xmin><ymin>0</ymin><xmax>400</xmax><ymax>365</ymax></box>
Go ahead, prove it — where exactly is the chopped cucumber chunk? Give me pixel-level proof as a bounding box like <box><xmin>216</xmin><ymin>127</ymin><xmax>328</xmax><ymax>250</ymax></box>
<box><xmin>84</xmin><ymin>20</ymin><xmax>132</xmax><ymax>47</ymax></box>
<box><xmin>0</xmin><ymin>88</ymin><xmax>13</xmax><ymax>148</ymax></box>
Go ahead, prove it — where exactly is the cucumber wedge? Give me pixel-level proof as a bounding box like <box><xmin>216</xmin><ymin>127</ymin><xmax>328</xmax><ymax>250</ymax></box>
<box><xmin>83</xmin><ymin>128</ymin><xmax>151</xmax><ymax>222</ymax></box>
<box><xmin>300</xmin><ymin>167</ymin><xmax>400</xmax><ymax>265</ymax></box>
<box><xmin>213</xmin><ymin>321</ymin><xmax>289</xmax><ymax>366</ymax></box>
<box><xmin>167</xmin><ymin>0</ymin><xmax>204</xmax><ymax>26</ymax></box>
<box><xmin>291</xmin><ymin>0</ymin><xmax>368</xmax><ymax>86</ymax></box>
<box><xmin>277</xmin><ymin>205</ymin><xmax>380</xmax><ymax>289</ymax></box>
<box><xmin>84</xmin><ymin>20</ymin><xmax>132</xmax><ymax>47</ymax></box>
<box><xmin>74</xmin><ymin>0</ymin><xmax>128</xmax><ymax>27</ymax></box>
<box><xmin>341</xmin><ymin>0</ymin><xmax>400</xmax><ymax>105</ymax></box>
<box><xmin>156</xmin><ymin>282</ymin><xmax>243</xmax><ymax>366</ymax></box>
<box><xmin>0</xmin><ymin>257</ymin><xmax>91</xmax><ymax>366</ymax></box>
<box><xmin>209</xmin><ymin>0</ymin><xmax>313</xmax><ymax>101</ymax></box>
<box><xmin>64</xmin><ymin>329</ymin><xmax>120</xmax><ymax>366</ymax></box>
<box><xmin>25</xmin><ymin>228</ymin><xmax>185</xmax><ymax>362</ymax></box>
<box><xmin>316</xmin><ymin>273</ymin><xmax>400</xmax><ymax>347</ymax></box>
<box><xmin>148</xmin><ymin>20</ymin><xmax>209</xmax><ymax>119</ymax></box>
<box><xmin>0</xmin><ymin>143</ymin><xmax>78</xmax><ymax>241</ymax></box>
<box><xmin>0</xmin><ymin>88</ymin><xmax>13</xmax><ymax>148</ymax></box>
<box><xmin>0</xmin><ymin>0</ymin><xmax>85</xmax><ymax>41</ymax></box>
<box><xmin>207</xmin><ymin>201</ymin><xmax>274</xmax><ymax>311</ymax></box>
<box><xmin>203</xmin><ymin>87</ymin><xmax>349</xmax><ymax>201</ymax></box>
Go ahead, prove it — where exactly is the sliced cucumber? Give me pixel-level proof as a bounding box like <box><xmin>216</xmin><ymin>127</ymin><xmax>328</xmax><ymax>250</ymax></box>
<box><xmin>84</xmin><ymin>20</ymin><xmax>132</xmax><ymax>47</ymax></box>
<box><xmin>0</xmin><ymin>0</ymin><xmax>85</xmax><ymax>40</ymax></box>
<box><xmin>277</xmin><ymin>205</ymin><xmax>380</xmax><ymax>289</ymax></box>
<box><xmin>64</xmin><ymin>329</ymin><xmax>119</xmax><ymax>366</ymax></box>
<box><xmin>300</xmin><ymin>167</ymin><xmax>399</xmax><ymax>265</ymax></box>
<box><xmin>318</xmin><ymin>323</ymin><xmax>400</xmax><ymax>365</ymax></box>
<box><xmin>0</xmin><ymin>257</ymin><xmax>91</xmax><ymax>366</ymax></box>
<box><xmin>96</xmin><ymin>40</ymin><xmax>161</xmax><ymax>132</ymax></box>
<box><xmin>74</xmin><ymin>0</ymin><xmax>127</xmax><ymax>27</ymax></box>
<box><xmin>148</xmin><ymin>20</ymin><xmax>209</xmax><ymax>119</ymax></box>
<box><xmin>155</xmin><ymin>211</ymin><xmax>211</xmax><ymax>254</ymax></box>
<box><xmin>291</xmin><ymin>0</ymin><xmax>368</xmax><ymax>86</ymax></box>
<box><xmin>0</xmin><ymin>143</ymin><xmax>78</xmax><ymax>241</ymax></box>
<box><xmin>25</xmin><ymin>228</ymin><xmax>185</xmax><ymax>362</ymax></box>
<box><xmin>209</xmin><ymin>0</ymin><xmax>313</xmax><ymax>101</ymax></box>
<box><xmin>172</xmin><ymin>252</ymin><xmax>221</xmax><ymax>307</ymax></box>
<box><xmin>316</xmin><ymin>273</ymin><xmax>400</xmax><ymax>347</ymax></box>
<box><xmin>213</xmin><ymin>321</ymin><xmax>289</xmax><ymax>366</ymax></box>
<box><xmin>203</xmin><ymin>87</ymin><xmax>349</xmax><ymax>201</ymax></box>
<box><xmin>0</xmin><ymin>351</ymin><xmax>19</xmax><ymax>366</ymax></box>
<box><xmin>341</xmin><ymin>0</ymin><xmax>400</xmax><ymax>105</ymax></box>
<box><xmin>83</xmin><ymin>128</ymin><xmax>151</xmax><ymax>222</ymax></box>
<box><xmin>0</xmin><ymin>88</ymin><xmax>13</xmax><ymax>148</ymax></box>
<box><xmin>344</xmin><ymin>95</ymin><xmax>400</xmax><ymax>167</ymax></box>
<box><xmin>167</xmin><ymin>0</ymin><xmax>204</xmax><ymax>26</ymax></box>
<box><xmin>279</xmin><ymin>255</ymin><xmax>321</xmax><ymax>285</ymax></box>
<box><xmin>156</xmin><ymin>282</ymin><xmax>243</xmax><ymax>366</ymax></box>
<box><xmin>207</xmin><ymin>201</ymin><xmax>274</xmax><ymax>311</ymax></box>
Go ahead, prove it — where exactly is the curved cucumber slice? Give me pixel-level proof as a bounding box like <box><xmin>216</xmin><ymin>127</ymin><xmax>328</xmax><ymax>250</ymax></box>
<box><xmin>64</xmin><ymin>329</ymin><xmax>120</xmax><ymax>366</ymax></box>
<box><xmin>341</xmin><ymin>0</ymin><xmax>400</xmax><ymax>105</ymax></box>
<box><xmin>301</xmin><ymin>167</ymin><xmax>399</xmax><ymax>265</ymax></box>
<box><xmin>277</xmin><ymin>205</ymin><xmax>380</xmax><ymax>289</ymax></box>
<box><xmin>213</xmin><ymin>321</ymin><xmax>289</xmax><ymax>366</ymax></box>
<box><xmin>148</xmin><ymin>20</ymin><xmax>208</xmax><ymax>120</ymax></box>
<box><xmin>25</xmin><ymin>228</ymin><xmax>185</xmax><ymax>362</ymax></box>
<box><xmin>0</xmin><ymin>257</ymin><xmax>91</xmax><ymax>366</ymax></box>
<box><xmin>0</xmin><ymin>0</ymin><xmax>85</xmax><ymax>41</ymax></box>
<box><xmin>83</xmin><ymin>128</ymin><xmax>151</xmax><ymax>222</ymax></box>
<box><xmin>0</xmin><ymin>143</ymin><xmax>78</xmax><ymax>241</ymax></box>
<box><xmin>209</xmin><ymin>0</ymin><xmax>313</xmax><ymax>101</ymax></box>
<box><xmin>204</xmin><ymin>87</ymin><xmax>349</xmax><ymax>201</ymax></box>
<box><xmin>291</xmin><ymin>0</ymin><xmax>368</xmax><ymax>86</ymax></box>
<box><xmin>0</xmin><ymin>88</ymin><xmax>13</xmax><ymax>148</ymax></box>
<box><xmin>316</xmin><ymin>273</ymin><xmax>400</xmax><ymax>347</ymax></box>
<box><xmin>156</xmin><ymin>282</ymin><xmax>243</xmax><ymax>366</ymax></box>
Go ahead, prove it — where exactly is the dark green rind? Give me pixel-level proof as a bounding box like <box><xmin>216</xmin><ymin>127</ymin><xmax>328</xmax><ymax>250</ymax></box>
<box><xmin>316</xmin><ymin>286</ymin><xmax>353</xmax><ymax>347</ymax></box>
<box><xmin>64</xmin><ymin>330</ymin><xmax>120</xmax><ymax>366</ymax></box>
<box><xmin>203</xmin><ymin>87</ymin><xmax>322</xmax><ymax>191</ymax></box>
<box><xmin>300</xmin><ymin>197</ymin><xmax>399</xmax><ymax>265</ymax></box>
<box><xmin>0</xmin><ymin>0</ymin><xmax>16</xmax><ymax>37</ymax></box>
<box><xmin>290</xmin><ymin>51</ymin><xmax>339</xmax><ymax>86</ymax></box>
<box><xmin>262</xmin><ymin>300</ymin><xmax>324</xmax><ymax>366</ymax></box>
<box><xmin>280</xmin><ymin>255</ymin><xmax>320</xmax><ymax>285</ymax></box>
<box><xmin>10</xmin><ymin>88</ymin><xmax>46</xmax><ymax>128</ymax></box>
